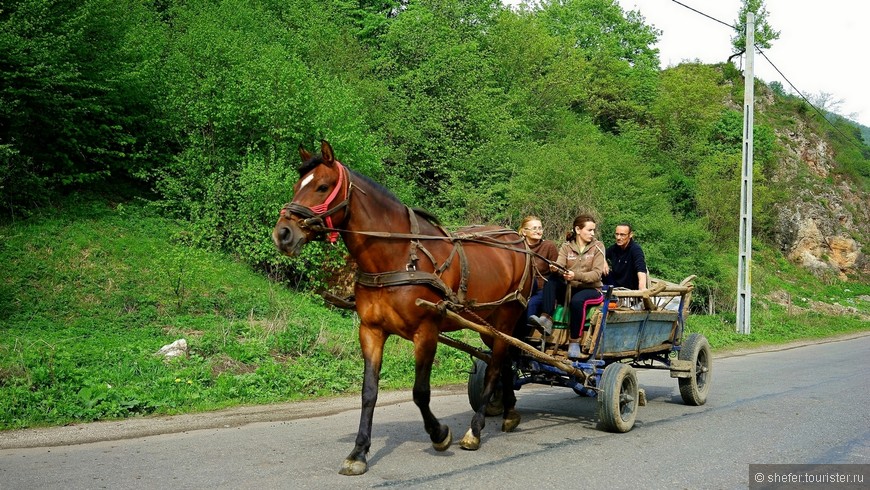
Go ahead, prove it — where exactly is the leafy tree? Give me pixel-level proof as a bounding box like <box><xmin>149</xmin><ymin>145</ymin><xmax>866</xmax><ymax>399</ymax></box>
<box><xmin>484</xmin><ymin>8</ymin><xmax>562</xmax><ymax>138</ymax></box>
<box><xmin>652</xmin><ymin>64</ymin><xmax>729</xmax><ymax>157</ymax></box>
<box><xmin>152</xmin><ymin>0</ymin><xmax>384</xmax><ymax>282</ymax></box>
<box><xmin>649</xmin><ymin>63</ymin><xmax>729</xmax><ymax>219</ymax></box>
<box><xmin>769</xmin><ymin>80</ymin><xmax>786</xmax><ymax>97</ymax></box>
<box><xmin>365</xmin><ymin>0</ymin><xmax>516</xmax><ymax>215</ymax></box>
<box><xmin>536</xmin><ymin>0</ymin><xmax>660</xmax><ymax>131</ymax></box>
<box><xmin>730</xmin><ymin>0</ymin><xmax>780</xmax><ymax>58</ymax></box>
<box><xmin>0</xmin><ymin>0</ymin><xmax>168</xmax><ymax>216</ymax></box>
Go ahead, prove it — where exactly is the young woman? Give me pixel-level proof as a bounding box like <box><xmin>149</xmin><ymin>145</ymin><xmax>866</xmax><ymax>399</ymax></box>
<box><xmin>529</xmin><ymin>214</ymin><xmax>606</xmax><ymax>358</ymax></box>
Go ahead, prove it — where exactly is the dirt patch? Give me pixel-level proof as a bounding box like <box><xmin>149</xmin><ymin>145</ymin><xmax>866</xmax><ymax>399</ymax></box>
<box><xmin>209</xmin><ymin>354</ymin><xmax>257</xmax><ymax>377</ymax></box>
<box><xmin>764</xmin><ymin>290</ymin><xmax>869</xmax><ymax>320</ymax></box>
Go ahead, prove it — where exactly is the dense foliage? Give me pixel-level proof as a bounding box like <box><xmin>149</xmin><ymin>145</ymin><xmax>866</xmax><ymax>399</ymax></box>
<box><xmin>2</xmin><ymin>0</ymin><xmax>868</xmax><ymax>312</ymax></box>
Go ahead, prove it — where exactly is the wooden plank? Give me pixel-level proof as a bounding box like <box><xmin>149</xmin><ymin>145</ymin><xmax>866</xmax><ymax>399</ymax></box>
<box><xmin>416</xmin><ymin>299</ymin><xmax>588</xmax><ymax>379</ymax></box>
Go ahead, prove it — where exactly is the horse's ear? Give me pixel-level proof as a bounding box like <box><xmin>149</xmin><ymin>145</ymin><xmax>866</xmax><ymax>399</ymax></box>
<box><xmin>320</xmin><ymin>140</ymin><xmax>335</xmax><ymax>167</ymax></box>
<box><xmin>299</xmin><ymin>144</ymin><xmax>312</xmax><ymax>162</ymax></box>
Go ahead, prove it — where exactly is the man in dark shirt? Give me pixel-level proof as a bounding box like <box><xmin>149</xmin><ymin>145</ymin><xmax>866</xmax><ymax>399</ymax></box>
<box><xmin>605</xmin><ymin>223</ymin><xmax>647</xmax><ymax>290</ymax></box>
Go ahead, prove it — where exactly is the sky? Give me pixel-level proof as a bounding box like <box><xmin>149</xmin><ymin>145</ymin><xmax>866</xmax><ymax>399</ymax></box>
<box><xmin>613</xmin><ymin>0</ymin><xmax>870</xmax><ymax>127</ymax></box>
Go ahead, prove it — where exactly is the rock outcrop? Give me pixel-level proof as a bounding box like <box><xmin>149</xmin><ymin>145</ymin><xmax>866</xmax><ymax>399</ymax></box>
<box><xmin>771</xmin><ymin>118</ymin><xmax>868</xmax><ymax>280</ymax></box>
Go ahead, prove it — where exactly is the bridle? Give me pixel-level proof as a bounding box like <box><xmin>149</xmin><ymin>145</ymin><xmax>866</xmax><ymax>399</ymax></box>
<box><xmin>279</xmin><ymin>161</ymin><xmax>352</xmax><ymax>244</ymax></box>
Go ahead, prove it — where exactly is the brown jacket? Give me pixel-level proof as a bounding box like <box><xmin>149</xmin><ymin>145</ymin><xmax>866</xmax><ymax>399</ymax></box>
<box><xmin>529</xmin><ymin>239</ymin><xmax>558</xmax><ymax>290</ymax></box>
<box><xmin>556</xmin><ymin>239</ymin><xmax>606</xmax><ymax>289</ymax></box>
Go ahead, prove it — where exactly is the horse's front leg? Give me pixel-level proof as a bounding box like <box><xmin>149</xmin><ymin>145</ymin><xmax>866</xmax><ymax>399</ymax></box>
<box><xmin>412</xmin><ymin>334</ymin><xmax>452</xmax><ymax>452</ymax></box>
<box><xmin>339</xmin><ymin>325</ymin><xmax>386</xmax><ymax>476</ymax></box>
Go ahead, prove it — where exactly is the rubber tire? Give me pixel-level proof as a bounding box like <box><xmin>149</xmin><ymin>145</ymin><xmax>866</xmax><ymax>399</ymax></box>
<box><xmin>597</xmin><ymin>363</ymin><xmax>639</xmax><ymax>433</ymax></box>
<box><xmin>467</xmin><ymin>358</ymin><xmax>504</xmax><ymax>416</ymax></box>
<box><xmin>678</xmin><ymin>333</ymin><xmax>712</xmax><ymax>406</ymax></box>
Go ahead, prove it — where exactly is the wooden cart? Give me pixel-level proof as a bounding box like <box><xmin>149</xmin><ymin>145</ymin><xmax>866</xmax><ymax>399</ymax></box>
<box><xmin>420</xmin><ymin>275</ymin><xmax>711</xmax><ymax>433</ymax></box>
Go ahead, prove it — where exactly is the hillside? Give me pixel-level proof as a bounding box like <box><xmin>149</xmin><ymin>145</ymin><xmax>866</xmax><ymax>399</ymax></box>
<box><xmin>0</xmin><ymin>197</ymin><xmax>492</xmax><ymax>429</ymax></box>
<box><xmin>3</xmin><ymin>0</ymin><xmax>867</xmax><ymax>311</ymax></box>
<box><xmin>1</xmin><ymin>194</ymin><xmax>868</xmax><ymax>430</ymax></box>
<box><xmin>752</xmin><ymin>84</ymin><xmax>869</xmax><ymax>281</ymax></box>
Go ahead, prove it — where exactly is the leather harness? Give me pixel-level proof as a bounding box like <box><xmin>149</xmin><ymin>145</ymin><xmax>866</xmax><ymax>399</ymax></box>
<box><xmin>281</xmin><ymin>163</ymin><xmax>533</xmax><ymax>310</ymax></box>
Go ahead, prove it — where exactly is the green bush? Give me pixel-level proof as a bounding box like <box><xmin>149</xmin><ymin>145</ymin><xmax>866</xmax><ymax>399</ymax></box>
<box><xmin>0</xmin><ymin>0</ymin><xmax>168</xmax><ymax>214</ymax></box>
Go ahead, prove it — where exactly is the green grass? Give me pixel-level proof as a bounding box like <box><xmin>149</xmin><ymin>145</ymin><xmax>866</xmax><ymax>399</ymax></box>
<box><xmin>1</xmin><ymin>195</ymin><xmax>868</xmax><ymax>430</ymax></box>
<box><xmin>686</xmin><ymin>303</ymin><xmax>868</xmax><ymax>352</ymax></box>
<box><xmin>684</xmin><ymin>244</ymin><xmax>870</xmax><ymax>350</ymax></box>
<box><xmin>0</xmin><ymin>195</ymin><xmax>478</xmax><ymax>430</ymax></box>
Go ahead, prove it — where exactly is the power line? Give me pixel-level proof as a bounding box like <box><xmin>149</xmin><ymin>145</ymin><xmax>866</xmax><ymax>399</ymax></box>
<box><xmin>669</xmin><ymin>0</ymin><xmax>735</xmax><ymax>30</ymax></box>
<box><xmin>668</xmin><ymin>0</ymin><xmax>867</xmax><ymax>150</ymax></box>
<box><xmin>755</xmin><ymin>47</ymin><xmax>867</xmax><ymax>152</ymax></box>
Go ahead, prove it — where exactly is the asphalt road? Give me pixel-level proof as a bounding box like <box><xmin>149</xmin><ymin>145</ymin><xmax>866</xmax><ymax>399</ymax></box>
<box><xmin>2</xmin><ymin>334</ymin><xmax>869</xmax><ymax>489</ymax></box>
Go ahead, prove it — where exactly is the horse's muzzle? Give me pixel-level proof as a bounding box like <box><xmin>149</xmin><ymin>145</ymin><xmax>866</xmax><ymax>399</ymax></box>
<box><xmin>272</xmin><ymin>221</ymin><xmax>308</xmax><ymax>257</ymax></box>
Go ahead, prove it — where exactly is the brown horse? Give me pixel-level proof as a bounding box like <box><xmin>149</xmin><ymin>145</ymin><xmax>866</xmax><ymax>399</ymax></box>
<box><xmin>272</xmin><ymin>141</ymin><xmax>532</xmax><ymax>475</ymax></box>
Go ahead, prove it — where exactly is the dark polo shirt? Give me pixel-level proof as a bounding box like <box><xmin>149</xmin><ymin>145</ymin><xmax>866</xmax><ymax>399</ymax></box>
<box><xmin>605</xmin><ymin>240</ymin><xmax>646</xmax><ymax>290</ymax></box>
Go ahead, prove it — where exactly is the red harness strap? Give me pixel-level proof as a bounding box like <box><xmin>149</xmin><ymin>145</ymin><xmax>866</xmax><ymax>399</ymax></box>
<box><xmin>308</xmin><ymin>162</ymin><xmax>345</xmax><ymax>243</ymax></box>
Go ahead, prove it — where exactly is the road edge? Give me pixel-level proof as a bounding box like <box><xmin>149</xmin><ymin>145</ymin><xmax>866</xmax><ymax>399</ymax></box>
<box><xmin>2</xmin><ymin>331</ymin><xmax>868</xmax><ymax>450</ymax></box>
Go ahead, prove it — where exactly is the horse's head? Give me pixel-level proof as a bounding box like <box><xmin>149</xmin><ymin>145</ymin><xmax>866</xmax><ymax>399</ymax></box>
<box><xmin>272</xmin><ymin>140</ymin><xmax>351</xmax><ymax>257</ymax></box>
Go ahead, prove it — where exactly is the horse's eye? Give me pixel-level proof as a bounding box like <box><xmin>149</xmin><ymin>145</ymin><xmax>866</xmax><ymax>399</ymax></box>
<box><xmin>316</xmin><ymin>184</ymin><xmax>329</xmax><ymax>193</ymax></box>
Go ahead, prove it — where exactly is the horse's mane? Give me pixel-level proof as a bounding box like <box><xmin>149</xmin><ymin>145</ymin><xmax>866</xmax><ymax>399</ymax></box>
<box><xmin>412</xmin><ymin>207</ymin><xmax>442</xmax><ymax>225</ymax></box>
<box><xmin>298</xmin><ymin>155</ymin><xmax>324</xmax><ymax>177</ymax></box>
<box><xmin>299</xmin><ymin>156</ymin><xmax>442</xmax><ymax>226</ymax></box>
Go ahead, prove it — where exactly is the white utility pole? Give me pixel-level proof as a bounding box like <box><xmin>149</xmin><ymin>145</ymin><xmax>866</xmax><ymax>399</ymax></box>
<box><xmin>736</xmin><ymin>12</ymin><xmax>755</xmax><ymax>335</ymax></box>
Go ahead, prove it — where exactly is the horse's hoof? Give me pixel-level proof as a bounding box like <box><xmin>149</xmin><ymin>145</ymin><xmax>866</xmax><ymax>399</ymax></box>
<box><xmin>501</xmin><ymin>409</ymin><xmax>521</xmax><ymax>432</ymax></box>
<box><xmin>459</xmin><ymin>428</ymin><xmax>480</xmax><ymax>451</ymax></box>
<box><xmin>433</xmin><ymin>427</ymin><xmax>452</xmax><ymax>452</ymax></box>
<box><xmin>338</xmin><ymin>458</ymin><xmax>368</xmax><ymax>476</ymax></box>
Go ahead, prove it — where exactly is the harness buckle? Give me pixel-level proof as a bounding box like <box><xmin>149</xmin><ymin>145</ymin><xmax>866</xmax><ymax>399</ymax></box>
<box><xmin>301</xmin><ymin>217</ymin><xmax>325</xmax><ymax>232</ymax></box>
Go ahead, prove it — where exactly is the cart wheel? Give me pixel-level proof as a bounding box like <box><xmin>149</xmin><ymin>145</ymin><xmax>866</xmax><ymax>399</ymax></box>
<box><xmin>598</xmin><ymin>363</ymin><xmax>638</xmax><ymax>433</ymax></box>
<box><xmin>467</xmin><ymin>358</ymin><xmax>503</xmax><ymax>416</ymax></box>
<box><xmin>678</xmin><ymin>333</ymin><xmax>712</xmax><ymax>406</ymax></box>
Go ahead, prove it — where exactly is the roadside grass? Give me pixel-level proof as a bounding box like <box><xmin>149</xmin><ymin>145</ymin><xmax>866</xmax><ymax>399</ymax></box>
<box><xmin>685</xmin><ymin>245</ymin><xmax>870</xmax><ymax>349</ymax></box>
<box><xmin>0</xmin><ymin>196</ymin><xmax>480</xmax><ymax>430</ymax></box>
<box><xmin>1</xmin><ymin>195</ymin><xmax>867</xmax><ymax>430</ymax></box>
<box><xmin>686</xmin><ymin>303</ymin><xmax>869</xmax><ymax>351</ymax></box>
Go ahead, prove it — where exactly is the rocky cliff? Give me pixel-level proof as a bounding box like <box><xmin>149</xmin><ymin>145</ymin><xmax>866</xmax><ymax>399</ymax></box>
<box><xmin>771</xmin><ymin>118</ymin><xmax>868</xmax><ymax>280</ymax></box>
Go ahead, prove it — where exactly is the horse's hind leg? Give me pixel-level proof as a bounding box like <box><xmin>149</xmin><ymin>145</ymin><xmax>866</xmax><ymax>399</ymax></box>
<box><xmin>460</xmin><ymin>339</ymin><xmax>509</xmax><ymax>450</ymax></box>
<box><xmin>339</xmin><ymin>325</ymin><xmax>386</xmax><ymax>476</ymax></box>
<box><xmin>494</xmin><ymin>307</ymin><xmax>522</xmax><ymax>432</ymax></box>
<box><xmin>499</xmin><ymin>356</ymin><xmax>520</xmax><ymax>433</ymax></box>
<box><xmin>412</xmin><ymin>335</ymin><xmax>452</xmax><ymax>451</ymax></box>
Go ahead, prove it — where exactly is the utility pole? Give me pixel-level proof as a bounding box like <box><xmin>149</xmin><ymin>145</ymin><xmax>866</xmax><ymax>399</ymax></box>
<box><xmin>736</xmin><ymin>12</ymin><xmax>755</xmax><ymax>335</ymax></box>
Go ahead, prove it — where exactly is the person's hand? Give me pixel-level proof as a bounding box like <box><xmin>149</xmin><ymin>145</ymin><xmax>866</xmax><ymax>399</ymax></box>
<box><xmin>564</xmin><ymin>270</ymin><xmax>575</xmax><ymax>281</ymax></box>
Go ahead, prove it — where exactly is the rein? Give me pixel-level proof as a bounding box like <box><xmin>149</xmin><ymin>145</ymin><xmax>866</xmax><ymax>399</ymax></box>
<box><xmin>313</xmin><ymin>220</ymin><xmax>570</xmax><ymax>275</ymax></box>
<box><xmin>280</xmin><ymin>163</ymin><xmax>548</xmax><ymax>310</ymax></box>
